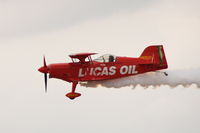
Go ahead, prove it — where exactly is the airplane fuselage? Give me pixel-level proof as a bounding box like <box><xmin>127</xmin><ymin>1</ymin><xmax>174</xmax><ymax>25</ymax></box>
<box><xmin>48</xmin><ymin>56</ymin><xmax>167</xmax><ymax>82</ymax></box>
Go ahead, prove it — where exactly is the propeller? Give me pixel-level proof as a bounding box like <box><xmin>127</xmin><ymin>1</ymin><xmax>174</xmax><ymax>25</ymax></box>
<box><xmin>43</xmin><ymin>56</ymin><xmax>48</xmax><ymax>93</ymax></box>
<box><xmin>38</xmin><ymin>56</ymin><xmax>49</xmax><ymax>93</ymax></box>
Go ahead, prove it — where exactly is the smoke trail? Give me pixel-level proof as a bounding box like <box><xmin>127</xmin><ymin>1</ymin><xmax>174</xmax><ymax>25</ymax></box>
<box><xmin>80</xmin><ymin>69</ymin><xmax>200</xmax><ymax>88</ymax></box>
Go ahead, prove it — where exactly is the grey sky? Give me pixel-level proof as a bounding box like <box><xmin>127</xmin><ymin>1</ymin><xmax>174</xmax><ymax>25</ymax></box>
<box><xmin>0</xmin><ymin>0</ymin><xmax>200</xmax><ymax>133</ymax></box>
<box><xmin>0</xmin><ymin>0</ymin><xmax>157</xmax><ymax>39</ymax></box>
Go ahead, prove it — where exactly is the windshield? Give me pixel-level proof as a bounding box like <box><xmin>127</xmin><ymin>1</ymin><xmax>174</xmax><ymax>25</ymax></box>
<box><xmin>94</xmin><ymin>54</ymin><xmax>116</xmax><ymax>62</ymax></box>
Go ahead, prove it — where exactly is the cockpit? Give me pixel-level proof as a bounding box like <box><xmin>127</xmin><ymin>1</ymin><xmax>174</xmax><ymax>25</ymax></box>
<box><xmin>93</xmin><ymin>54</ymin><xmax>116</xmax><ymax>63</ymax></box>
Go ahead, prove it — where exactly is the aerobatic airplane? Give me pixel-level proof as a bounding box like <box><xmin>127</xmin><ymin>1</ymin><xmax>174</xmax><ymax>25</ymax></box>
<box><xmin>38</xmin><ymin>45</ymin><xmax>168</xmax><ymax>100</ymax></box>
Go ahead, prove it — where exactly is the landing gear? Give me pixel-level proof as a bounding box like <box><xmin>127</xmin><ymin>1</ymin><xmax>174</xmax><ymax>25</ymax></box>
<box><xmin>66</xmin><ymin>92</ymin><xmax>81</xmax><ymax>100</ymax></box>
<box><xmin>157</xmin><ymin>71</ymin><xmax>168</xmax><ymax>76</ymax></box>
<box><xmin>164</xmin><ymin>72</ymin><xmax>168</xmax><ymax>76</ymax></box>
<box><xmin>66</xmin><ymin>81</ymin><xmax>81</xmax><ymax>100</ymax></box>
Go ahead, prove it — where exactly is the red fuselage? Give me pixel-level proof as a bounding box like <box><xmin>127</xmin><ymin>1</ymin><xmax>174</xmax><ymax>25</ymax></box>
<box><xmin>46</xmin><ymin>56</ymin><xmax>167</xmax><ymax>82</ymax></box>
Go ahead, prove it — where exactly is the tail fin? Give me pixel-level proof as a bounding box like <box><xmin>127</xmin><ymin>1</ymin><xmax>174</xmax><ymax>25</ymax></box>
<box><xmin>140</xmin><ymin>45</ymin><xmax>168</xmax><ymax>68</ymax></box>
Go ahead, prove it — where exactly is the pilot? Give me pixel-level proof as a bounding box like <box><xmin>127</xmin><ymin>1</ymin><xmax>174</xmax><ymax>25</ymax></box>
<box><xmin>109</xmin><ymin>55</ymin><xmax>114</xmax><ymax>62</ymax></box>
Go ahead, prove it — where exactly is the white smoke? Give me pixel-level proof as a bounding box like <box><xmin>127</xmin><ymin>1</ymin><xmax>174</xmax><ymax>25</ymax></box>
<box><xmin>80</xmin><ymin>69</ymin><xmax>200</xmax><ymax>88</ymax></box>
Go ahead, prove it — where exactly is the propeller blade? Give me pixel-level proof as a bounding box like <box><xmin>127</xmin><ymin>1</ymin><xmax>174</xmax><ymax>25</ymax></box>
<box><xmin>43</xmin><ymin>56</ymin><xmax>47</xmax><ymax>67</ymax></box>
<box><xmin>43</xmin><ymin>56</ymin><xmax>48</xmax><ymax>92</ymax></box>
<box><xmin>44</xmin><ymin>73</ymin><xmax>47</xmax><ymax>93</ymax></box>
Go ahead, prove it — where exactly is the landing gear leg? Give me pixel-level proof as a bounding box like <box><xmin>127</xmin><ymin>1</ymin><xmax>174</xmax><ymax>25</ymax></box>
<box><xmin>72</xmin><ymin>81</ymin><xmax>78</xmax><ymax>93</ymax></box>
<box><xmin>66</xmin><ymin>81</ymin><xmax>81</xmax><ymax>100</ymax></box>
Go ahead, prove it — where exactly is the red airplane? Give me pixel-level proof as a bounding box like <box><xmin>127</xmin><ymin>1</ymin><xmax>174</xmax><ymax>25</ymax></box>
<box><xmin>38</xmin><ymin>45</ymin><xmax>168</xmax><ymax>100</ymax></box>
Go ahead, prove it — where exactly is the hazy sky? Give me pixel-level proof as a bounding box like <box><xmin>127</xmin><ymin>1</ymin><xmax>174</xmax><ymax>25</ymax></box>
<box><xmin>0</xmin><ymin>0</ymin><xmax>157</xmax><ymax>39</ymax></box>
<box><xmin>0</xmin><ymin>0</ymin><xmax>200</xmax><ymax>133</ymax></box>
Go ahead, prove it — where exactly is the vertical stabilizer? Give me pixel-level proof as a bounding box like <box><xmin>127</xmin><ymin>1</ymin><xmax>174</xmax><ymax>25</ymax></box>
<box><xmin>140</xmin><ymin>45</ymin><xmax>168</xmax><ymax>68</ymax></box>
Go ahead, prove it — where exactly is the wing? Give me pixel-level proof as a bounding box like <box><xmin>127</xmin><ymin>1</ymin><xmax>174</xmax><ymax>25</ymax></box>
<box><xmin>69</xmin><ymin>53</ymin><xmax>97</xmax><ymax>63</ymax></box>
